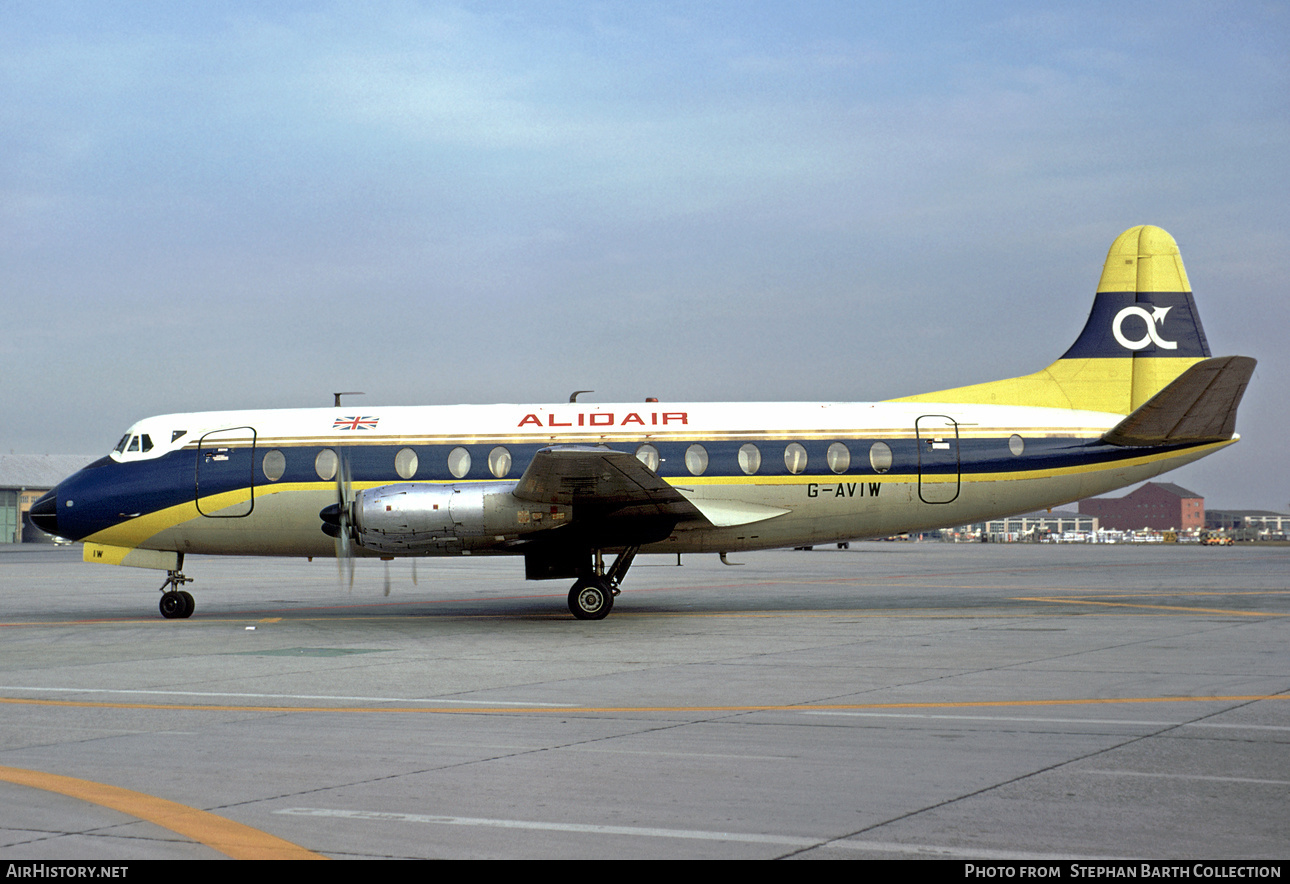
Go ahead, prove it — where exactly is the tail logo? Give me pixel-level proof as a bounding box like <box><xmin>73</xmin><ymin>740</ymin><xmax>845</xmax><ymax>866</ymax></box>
<box><xmin>1112</xmin><ymin>305</ymin><xmax>1177</xmax><ymax>351</ymax></box>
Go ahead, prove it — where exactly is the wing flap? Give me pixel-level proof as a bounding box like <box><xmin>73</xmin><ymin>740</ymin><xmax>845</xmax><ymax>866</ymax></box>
<box><xmin>675</xmin><ymin>496</ymin><xmax>790</xmax><ymax>528</ymax></box>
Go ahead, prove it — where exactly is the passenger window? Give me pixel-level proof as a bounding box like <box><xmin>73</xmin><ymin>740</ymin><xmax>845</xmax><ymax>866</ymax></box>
<box><xmin>869</xmin><ymin>441</ymin><xmax>892</xmax><ymax>473</ymax></box>
<box><xmin>448</xmin><ymin>447</ymin><xmax>471</xmax><ymax>479</ymax></box>
<box><xmin>685</xmin><ymin>444</ymin><xmax>708</xmax><ymax>476</ymax></box>
<box><xmin>315</xmin><ymin>449</ymin><xmax>339</xmax><ymax>481</ymax></box>
<box><xmin>1009</xmin><ymin>434</ymin><xmax>1025</xmax><ymax>456</ymax></box>
<box><xmin>784</xmin><ymin>442</ymin><xmax>807</xmax><ymax>475</ymax></box>
<box><xmin>636</xmin><ymin>443</ymin><xmax>660</xmax><ymax>472</ymax></box>
<box><xmin>488</xmin><ymin>447</ymin><xmax>512</xmax><ymax>478</ymax></box>
<box><xmin>826</xmin><ymin>442</ymin><xmax>850</xmax><ymax>474</ymax></box>
<box><xmin>395</xmin><ymin>448</ymin><xmax>419</xmax><ymax>479</ymax></box>
<box><xmin>262</xmin><ymin>450</ymin><xmax>286</xmax><ymax>482</ymax></box>
<box><xmin>738</xmin><ymin>443</ymin><xmax>761</xmax><ymax>475</ymax></box>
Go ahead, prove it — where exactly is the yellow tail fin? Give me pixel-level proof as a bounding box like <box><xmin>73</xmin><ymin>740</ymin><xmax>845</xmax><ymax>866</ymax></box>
<box><xmin>893</xmin><ymin>226</ymin><xmax>1211</xmax><ymax>414</ymax></box>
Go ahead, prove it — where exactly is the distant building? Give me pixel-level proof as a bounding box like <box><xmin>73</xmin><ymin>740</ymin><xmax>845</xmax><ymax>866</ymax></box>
<box><xmin>1206</xmin><ymin>510</ymin><xmax>1290</xmax><ymax>536</ymax></box>
<box><xmin>1079</xmin><ymin>482</ymin><xmax>1205</xmax><ymax>531</ymax></box>
<box><xmin>979</xmin><ymin>511</ymin><xmax>1097</xmax><ymax>540</ymax></box>
<box><xmin>945</xmin><ymin>511</ymin><xmax>1098</xmax><ymax>542</ymax></box>
<box><xmin>0</xmin><ymin>455</ymin><xmax>95</xmax><ymax>543</ymax></box>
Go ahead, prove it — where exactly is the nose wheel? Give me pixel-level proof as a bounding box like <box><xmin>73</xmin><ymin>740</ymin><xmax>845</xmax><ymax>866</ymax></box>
<box><xmin>158</xmin><ymin>569</ymin><xmax>195</xmax><ymax>619</ymax></box>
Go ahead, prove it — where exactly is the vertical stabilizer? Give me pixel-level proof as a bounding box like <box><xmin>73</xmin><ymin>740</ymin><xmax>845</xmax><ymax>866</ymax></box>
<box><xmin>893</xmin><ymin>226</ymin><xmax>1211</xmax><ymax>414</ymax></box>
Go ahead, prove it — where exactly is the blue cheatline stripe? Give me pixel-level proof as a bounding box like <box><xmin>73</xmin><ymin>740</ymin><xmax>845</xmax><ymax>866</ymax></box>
<box><xmin>51</xmin><ymin>435</ymin><xmax>1222</xmax><ymax>542</ymax></box>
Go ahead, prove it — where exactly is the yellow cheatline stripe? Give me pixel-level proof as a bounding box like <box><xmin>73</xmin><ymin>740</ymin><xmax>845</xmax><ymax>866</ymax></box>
<box><xmin>0</xmin><ymin>765</ymin><xmax>325</xmax><ymax>860</ymax></box>
<box><xmin>84</xmin><ymin>435</ymin><xmax>1235</xmax><ymax>547</ymax></box>
<box><xmin>86</xmin><ymin>438</ymin><xmax>1237</xmax><ymax>545</ymax></box>
<box><xmin>1</xmin><ymin>694</ymin><xmax>1285</xmax><ymax>716</ymax></box>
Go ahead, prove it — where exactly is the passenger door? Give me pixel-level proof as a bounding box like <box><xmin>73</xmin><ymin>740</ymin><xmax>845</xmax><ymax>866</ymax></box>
<box><xmin>196</xmin><ymin>427</ymin><xmax>257</xmax><ymax>517</ymax></box>
<box><xmin>916</xmin><ymin>415</ymin><xmax>960</xmax><ymax>504</ymax></box>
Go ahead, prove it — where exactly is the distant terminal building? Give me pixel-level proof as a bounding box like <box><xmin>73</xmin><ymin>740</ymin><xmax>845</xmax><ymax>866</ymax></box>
<box><xmin>951</xmin><ymin>511</ymin><xmax>1098</xmax><ymax>542</ymax></box>
<box><xmin>0</xmin><ymin>455</ymin><xmax>95</xmax><ymax>543</ymax></box>
<box><xmin>1079</xmin><ymin>482</ymin><xmax>1204</xmax><ymax>532</ymax></box>
<box><xmin>1206</xmin><ymin>510</ymin><xmax>1290</xmax><ymax>539</ymax></box>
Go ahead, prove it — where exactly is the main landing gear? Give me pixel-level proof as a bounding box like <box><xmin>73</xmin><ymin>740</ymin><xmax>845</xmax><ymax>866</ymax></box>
<box><xmin>568</xmin><ymin>545</ymin><xmax>639</xmax><ymax>621</ymax></box>
<box><xmin>158</xmin><ymin>568</ymin><xmax>195</xmax><ymax>619</ymax></box>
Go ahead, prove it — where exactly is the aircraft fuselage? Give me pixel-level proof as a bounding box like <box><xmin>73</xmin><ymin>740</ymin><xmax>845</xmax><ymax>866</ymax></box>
<box><xmin>41</xmin><ymin>399</ymin><xmax>1229</xmax><ymax>559</ymax></box>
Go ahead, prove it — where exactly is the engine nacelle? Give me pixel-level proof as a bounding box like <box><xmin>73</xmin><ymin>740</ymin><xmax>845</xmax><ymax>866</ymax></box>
<box><xmin>350</xmin><ymin>483</ymin><xmax>571</xmax><ymax>554</ymax></box>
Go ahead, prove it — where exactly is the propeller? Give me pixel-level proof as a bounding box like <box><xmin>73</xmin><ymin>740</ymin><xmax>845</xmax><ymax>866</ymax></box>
<box><xmin>319</xmin><ymin>450</ymin><xmax>355</xmax><ymax>589</ymax></box>
<box><xmin>337</xmin><ymin>450</ymin><xmax>354</xmax><ymax>589</ymax></box>
<box><xmin>321</xmin><ymin>450</ymin><xmax>419</xmax><ymax>597</ymax></box>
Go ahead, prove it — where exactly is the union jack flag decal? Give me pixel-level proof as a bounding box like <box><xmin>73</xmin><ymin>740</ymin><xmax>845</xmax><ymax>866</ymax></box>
<box><xmin>333</xmin><ymin>415</ymin><xmax>379</xmax><ymax>431</ymax></box>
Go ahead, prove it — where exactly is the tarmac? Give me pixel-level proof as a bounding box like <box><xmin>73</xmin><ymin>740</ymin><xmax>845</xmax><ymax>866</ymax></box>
<box><xmin>0</xmin><ymin>542</ymin><xmax>1286</xmax><ymax>859</ymax></box>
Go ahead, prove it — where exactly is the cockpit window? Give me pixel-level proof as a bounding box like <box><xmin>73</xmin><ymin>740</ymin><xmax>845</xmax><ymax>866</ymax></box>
<box><xmin>112</xmin><ymin>429</ymin><xmax>167</xmax><ymax>461</ymax></box>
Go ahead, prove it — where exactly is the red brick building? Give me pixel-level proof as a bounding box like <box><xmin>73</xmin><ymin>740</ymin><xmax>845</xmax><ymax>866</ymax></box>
<box><xmin>1079</xmin><ymin>482</ymin><xmax>1205</xmax><ymax>531</ymax></box>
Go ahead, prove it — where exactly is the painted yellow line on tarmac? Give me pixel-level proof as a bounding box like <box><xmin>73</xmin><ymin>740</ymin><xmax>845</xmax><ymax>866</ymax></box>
<box><xmin>0</xmin><ymin>765</ymin><xmax>325</xmax><ymax>860</ymax></box>
<box><xmin>0</xmin><ymin>693</ymin><xmax>1285</xmax><ymax>716</ymax></box>
<box><xmin>0</xmin><ymin>588</ymin><xmax>1285</xmax><ymax>628</ymax></box>
<box><xmin>1017</xmin><ymin>594</ymin><xmax>1289</xmax><ymax>617</ymax></box>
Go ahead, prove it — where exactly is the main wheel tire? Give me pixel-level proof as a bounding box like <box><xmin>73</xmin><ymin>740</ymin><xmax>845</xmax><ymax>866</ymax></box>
<box><xmin>178</xmin><ymin>590</ymin><xmax>195</xmax><ymax>618</ymax></box>
<box><xmin>568</xmin><ymin>580</ymin><xmax>614</xmax><ymax>620</ymax></box>
<box><xmin>160</xmin><ymin>591</ymin><xmax>186</xmax><ymax>619</ymax></box>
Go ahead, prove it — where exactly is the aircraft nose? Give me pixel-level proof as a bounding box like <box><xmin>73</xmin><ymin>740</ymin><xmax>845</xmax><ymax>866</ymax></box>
<box><xmin>29</xmin><ymin>489</ymin><xmax>59</xmax><ymax>537</ymax></box>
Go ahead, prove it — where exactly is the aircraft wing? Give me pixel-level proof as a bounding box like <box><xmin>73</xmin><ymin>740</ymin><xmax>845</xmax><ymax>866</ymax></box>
<box><xmin>512</xmin><ymin>445</ymin><xmax>788</xmax><ymax>528</ymax></box>
<box><xmin>513</xmin><ymin>445</ymin><xmax>699</xmax><ymax>515</ymax></box>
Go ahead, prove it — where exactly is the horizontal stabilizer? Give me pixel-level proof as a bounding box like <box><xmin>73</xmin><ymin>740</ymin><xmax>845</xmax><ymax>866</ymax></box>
<box><xmin>1102</xmin><ymin>356</ymin><xmax>1256</xmax><ymax>447</ymax></box>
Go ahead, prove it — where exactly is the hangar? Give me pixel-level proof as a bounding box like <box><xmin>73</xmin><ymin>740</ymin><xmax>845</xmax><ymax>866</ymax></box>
<box><xmin>0</xmin><ymin>455</ymin><xmax>95</xmax><ymax>543</ymax></box>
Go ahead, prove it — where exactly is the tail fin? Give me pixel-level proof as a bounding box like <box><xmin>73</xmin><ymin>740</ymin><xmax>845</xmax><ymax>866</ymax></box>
<box><xmin>893</xmin><ymin>226</ymin><xmax>1214</xmax><ymax>414</ymax></box>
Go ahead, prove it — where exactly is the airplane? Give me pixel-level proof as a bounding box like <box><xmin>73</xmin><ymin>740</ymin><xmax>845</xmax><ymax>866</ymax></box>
<box><xmin>29</xmin><ymin>226</ymin><xmax>1255</xmax><ymax>621</ymax></box>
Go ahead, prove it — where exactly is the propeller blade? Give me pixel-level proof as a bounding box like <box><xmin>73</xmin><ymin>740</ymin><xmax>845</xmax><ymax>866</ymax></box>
<box><xmin>333</xmin><ymin>449</ymin><xmax>355</xmax><ymax>590</ymax></box>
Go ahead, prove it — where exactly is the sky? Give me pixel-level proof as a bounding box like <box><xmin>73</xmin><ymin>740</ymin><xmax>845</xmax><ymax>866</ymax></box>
<box><xmin>4</xmin><ymin>1</ymin><xmax>1287</xmax><ymax>510</ymax></box>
